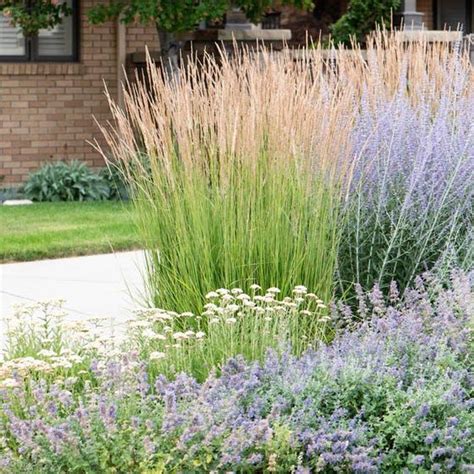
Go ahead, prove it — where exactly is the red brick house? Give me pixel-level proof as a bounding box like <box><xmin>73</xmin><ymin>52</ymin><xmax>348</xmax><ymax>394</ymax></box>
<box><xmin>0</xmin><ymin>0</ymin><xmax>159</xmax><ymax>187</ymax></box>
<box><xmin>0</xmin><ymin>0</ymin><xmax>472</xmax><ymax>187</ymax></box>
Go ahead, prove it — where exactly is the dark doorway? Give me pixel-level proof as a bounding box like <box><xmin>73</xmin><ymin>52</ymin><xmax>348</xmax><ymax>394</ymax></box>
<box><xmin>436</xmin><ymin>0</ymin><xmax>472</xmax><ymax>33</ymax></box>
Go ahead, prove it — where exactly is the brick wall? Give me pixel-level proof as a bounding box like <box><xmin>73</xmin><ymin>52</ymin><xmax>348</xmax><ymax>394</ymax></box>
<box><xmin>126</xmin><ymin>24</ymin><xmax>159</xmax><ymax>55</ymax></box>
<box><xmin>0</xmin><ymin>1</ymin><xmax>160</xmax><ymax>187</ymax></box>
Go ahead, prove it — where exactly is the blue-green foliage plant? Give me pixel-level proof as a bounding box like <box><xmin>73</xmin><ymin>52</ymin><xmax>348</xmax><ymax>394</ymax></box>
<box><xmin>99</xmin><ymin>164</ymin><xmax>129</xmax><ymax>201</ymax></box>
<box><xmin>24</xmin><ymin>161</ymin><xmax>110</xmax><ymax>202</ymax></box>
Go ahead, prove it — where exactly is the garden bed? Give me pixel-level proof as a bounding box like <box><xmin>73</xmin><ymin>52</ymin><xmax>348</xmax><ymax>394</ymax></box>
<box><xmin>1</xmin><ymin>33</ymin><xmax>473</xmax><ymax>472</ymax></box>
<box><xmin>1</xmin><ymin>274</ymin><xmax>472</xmax><ymax>472</ymax></box>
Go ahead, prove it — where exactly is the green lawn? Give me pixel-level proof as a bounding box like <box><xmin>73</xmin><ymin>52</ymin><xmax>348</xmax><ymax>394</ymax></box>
<box><xmin>0</xmin><ymin>201</ymin><xmax>141</xmax><ymax>262</ymax></box>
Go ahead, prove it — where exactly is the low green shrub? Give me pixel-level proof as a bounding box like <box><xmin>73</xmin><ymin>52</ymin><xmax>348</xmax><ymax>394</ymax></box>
<box><xmin>330</xmin><ymin>0</ymin><xmax>400</xmax><ymax>45</ymax></box>
<box><xmin>99</xmin><ymin>164</ymin><xmax>129</xmax><ymax>201</ymax></box>
<box><xmin>23</xmin><ymin>161</ymin><xmax>110</xmax><ymax>202</ymax></box>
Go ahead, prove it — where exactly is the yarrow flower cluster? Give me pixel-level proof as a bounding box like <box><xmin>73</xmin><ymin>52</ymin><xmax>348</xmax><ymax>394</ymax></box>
<box><xmin>125</xmin><ymin>285</ymin><xmax>329</xmax><ymax>379</ymax></box>
<box><xmin>0</xmin><ymin>271</ymin><xmax>472</xmax><ymax>472</ymax></box>
<box><xmin>0</xmin><ymin>301</ymin><xmax>115</xmax><ymax>390</ymax></box>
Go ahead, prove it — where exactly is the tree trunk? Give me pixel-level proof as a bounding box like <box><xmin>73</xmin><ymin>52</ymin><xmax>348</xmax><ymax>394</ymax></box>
<box><xmin>157</xmin><ymin>28</ymin><xmax>182</xmax><ymax>78</ymax></box>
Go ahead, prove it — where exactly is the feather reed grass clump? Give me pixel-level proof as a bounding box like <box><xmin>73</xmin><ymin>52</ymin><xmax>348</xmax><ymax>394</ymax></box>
<box><xmin>98</xmin><ymin>45</ymin><xmax>357</xmax><ymax>315</ymax></box>
<box><xmin>97</xmin><ymin>31</ymin><xmax>473</xmax><ymax>315</ymax></box>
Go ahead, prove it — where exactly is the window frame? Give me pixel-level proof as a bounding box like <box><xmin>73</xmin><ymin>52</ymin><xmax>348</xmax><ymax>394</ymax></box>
<box><xmin>0</xmin><ymin>0</ymin><xmax>79</xmax><ymax>63</ymax></box>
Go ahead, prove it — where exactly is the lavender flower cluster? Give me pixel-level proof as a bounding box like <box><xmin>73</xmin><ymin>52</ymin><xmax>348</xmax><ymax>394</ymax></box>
<box><xmin>339</xmin><ymin>58</ymin><xmax>474</xmax><ymax>297</ymax></box>
<box><xmin>0</xmin><ymin>270</ymin><xmax>472</xmax><ymax>472</ymax></box>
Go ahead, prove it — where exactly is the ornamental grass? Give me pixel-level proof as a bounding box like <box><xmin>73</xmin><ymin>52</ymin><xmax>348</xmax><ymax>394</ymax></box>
<box><xmin>97</xmin><ymin>31</ymin><xmax>473</xmax><ymax>315</ymax></box>
<box><xmin>97</xmin><ymin>42</ymin><xmax>357</xmax><ymax>316</ymax></box>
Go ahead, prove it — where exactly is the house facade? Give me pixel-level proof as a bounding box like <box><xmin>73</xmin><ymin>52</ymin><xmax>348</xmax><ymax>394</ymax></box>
<box><xmin>0</xmin><ymin>0</ymin><xmax>472</xmax><ymax>187</ymax></box>
<box><xmin>0</xmin><ymin>0</ymin><xmax>159</xmax><ymax>187</ymax></box>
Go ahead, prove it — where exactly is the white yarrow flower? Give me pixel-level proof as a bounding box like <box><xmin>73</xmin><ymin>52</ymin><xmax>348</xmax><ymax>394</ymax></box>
<box><xmin>149</xmin><ymin>351</ymin><xmax>166</xmax><ymax>361</ymax></box>
<box><xmin>142</xmin><ymin>329</ymin><xmax>157</xmax><ymax>339</ymax></box>
<box><xmin>236</xmin><ymin>293</ymin><xmax>250</xmax><ymax>300</ymax></box>
<box><xmin>267</xmin><ymin>287</ymin><xmax>281</xmax><ymax>294</ymax></box>
<box><xmin>0</xmin><ymin>378</ymin><xmax>20</xmax><ymax>389</ymax></box>
<box><xmin>243</xmin><ymin>300</ymin><xmax>256</xmax><ymax>308</ymax></box>
<box><xmin>37</xmin><ymin>349</ymin><xmax>56</xmax><ymax>358</ymax></box>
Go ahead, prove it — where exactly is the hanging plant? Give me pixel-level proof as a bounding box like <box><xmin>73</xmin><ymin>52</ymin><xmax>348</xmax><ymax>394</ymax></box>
<box><xmin>0</xmin><ymin>1</ymin><xmax>72</xmax><ymax>36</ymax></box>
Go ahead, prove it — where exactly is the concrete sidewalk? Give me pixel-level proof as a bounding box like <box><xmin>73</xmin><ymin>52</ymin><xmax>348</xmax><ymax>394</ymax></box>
<box><xmin>0</xmin><ymin>251</ymin><xmax>147</xmax><ymax>330</ymax></box>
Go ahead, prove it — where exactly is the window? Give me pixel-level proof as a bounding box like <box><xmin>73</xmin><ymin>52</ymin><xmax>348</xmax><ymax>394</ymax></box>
<box><xmin>0</xmin><ymin>0</ymin><xmax>78</xmax><ymax>62</ymax></box>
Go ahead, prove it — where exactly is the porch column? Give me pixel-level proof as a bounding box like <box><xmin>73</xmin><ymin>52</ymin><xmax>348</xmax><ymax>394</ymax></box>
<box><xmin>399</xmin><ymin>0</ymin><xmax>424</xmax><ymax>29</ymax></box>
